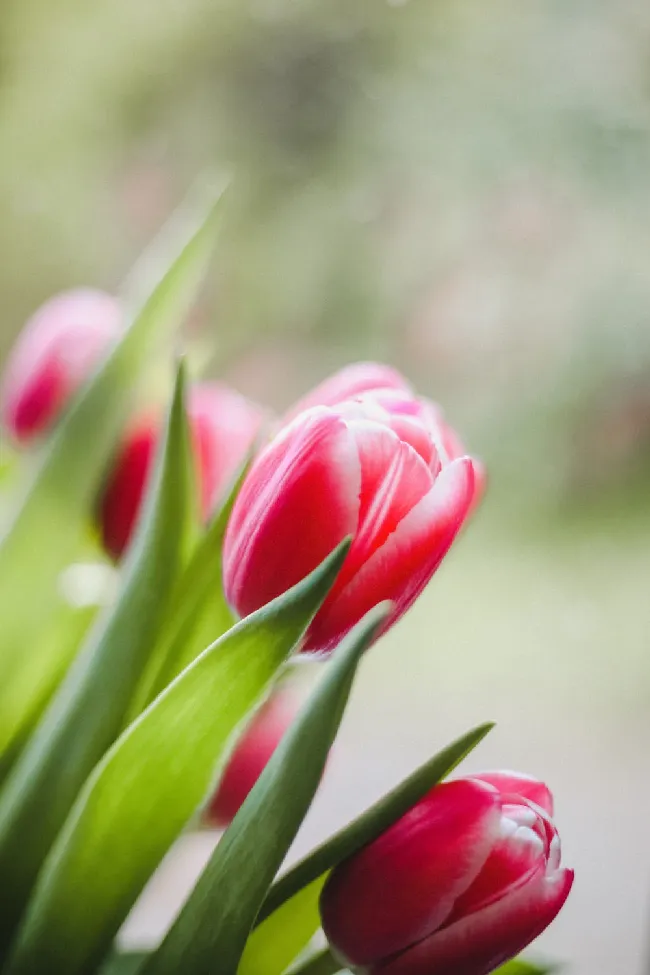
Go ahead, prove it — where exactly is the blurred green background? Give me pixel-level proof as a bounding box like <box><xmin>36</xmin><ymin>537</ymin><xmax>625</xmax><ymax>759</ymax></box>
<box><xmin>1</xmin><ymin>1</ymin><xmax>648</xmax><ymax>973</ymax></box>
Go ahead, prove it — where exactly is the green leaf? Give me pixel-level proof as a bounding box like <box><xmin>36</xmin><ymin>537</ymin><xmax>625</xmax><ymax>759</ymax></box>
<box><xmin>101</xmin><ymin>953</ymin><xmax>148</xmax><ymax>975</ymax></box>
<box><xmin>0</xmin><ymin>184</ymin><xmax>225</xmax><ymax>760</ymax></box>
<box><xmin>126</xmin><ymin>456</ymin><xmax>250</xmax><ymax>719</ymax></box>
<box><xmin>5</xmin><ymin>541</ymin><xmax>350</xmax><ymax>975</ymax></box>
<box><xmin>0</xmin><ymin>600</ymin><xmax>96</xmax><ymax>786</ymax></box>
<box><xmin>142</xmin><ymin>604</ymin><xmax>390</xmax><ymax>975</ymax></box>
<box><xmin>287</xmin><ymin>947</ymin><xmax>344</xmax><ymax>975</ymax></box>
<box><xmin>0</xmin><ymin>365</ymin><xmax>191</xmax><ymax>958</ymax></box>
<box><xmin>241</xmin><ymin>722</ymin><xmax>493</xmax><ymax>975</ymax></box>
<box><xmin>238</xmin><ymin>879</ymin><xmax>324</xmax><ymax>975</ymax></box>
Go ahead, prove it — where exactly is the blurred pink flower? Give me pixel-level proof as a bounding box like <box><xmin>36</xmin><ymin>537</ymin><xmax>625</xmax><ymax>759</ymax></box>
<box><xmin>99</xmin><ymin>383</ymin><xmax>265</xmax><ymax>559</ymax></box>
<box><xmin>2</xmin><ymin>289</ymin><xmax>121</xmax><ymax>442</ymax></box>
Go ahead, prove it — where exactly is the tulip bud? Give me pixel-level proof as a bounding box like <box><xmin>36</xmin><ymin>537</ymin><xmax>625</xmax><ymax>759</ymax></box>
<box><xmin>204</xmin><ymin>690</ymin><xmax>298</xmax><ymax>828</ymax></box>
<box><xmin>99</xmin><ymin>383</ymin><xmax>264</xmax><ymax>559</ymax></box>
<box><xmin>320</xmin><ymin>773</ymin><xmax>573</xmax><ymax>975</ymax></box>
<box><xmin>223</xmin><ymin>381</ymin><xmax>480</xmax><ymax>654</ymax></box>
<box><xmin>1</xmin><ymin>289</ymin><xmax>122</xmax><ymax>442</ymax></box>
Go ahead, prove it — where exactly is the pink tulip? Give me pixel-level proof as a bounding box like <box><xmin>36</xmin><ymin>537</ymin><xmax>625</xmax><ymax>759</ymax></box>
<box><xmin>1</xmin><ymin>289</ymin><xmax>122</xmax><ymax>442</ymax></box>
<box><xmin>320</xmin><ymin>772</ymin><xmax>573</xmax><ymax>975</ymax></box>
<box><xmin>223</xmin><ymin>386</ymin><xmax>480</xmax><ymax>654</ymax></box>
<box><xmin>204</xmin><ymin>690</ymin><xmax>298</xmax><ymax>828</ymax></box>
<box><xmin>99</xmin><ymin>383</ymin><xmax>265</xmax><ymax>559</ymax></box>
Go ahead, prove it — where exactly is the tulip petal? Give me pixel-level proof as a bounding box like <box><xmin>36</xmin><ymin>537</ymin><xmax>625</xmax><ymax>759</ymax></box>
<box><xmin>449</xmin><ymin>802</ymin><xmax>551</xmax><ymax>919</ymax></box>
<box><xmin>375</xmin><ymin>864</ymin><xmax>574</xmax><ymax>975</ymax></box>
<box><xmin>283</xmin><ymin>362</ymin><xmax>411</xmax><ymax>422</ymax></box>
<box><xmin>2</xmin><ymin>290</ymin><xmax>121</xmax><ymax>441</ymax></box>
<box><xmin>99</xmin><ymin>417</ymin><xmax>157</xmax><ymax>559</ymax></box>
<box><xmin>349</xmin><ymin>422</ymin><xmax>434</xmax><ymax>560</ymax></box>
<box><xmin>471</xmin><ymin>772</ymin><xmax>554</xmax><ymax>816</ymax></box>
<box><xmin>206</xmin><ymin>691</ymin><xmax>298</xmax><ymax>828</ymax></box>
<box><xmin>308</xmin><ymin>457</ymin><xmax>475</xmax><ymax>651</ymax></box>
<box><xmin>223</xmin><ymin>409</ymin><xmax>360</xmax><ymax>617</ymax></box>
<box><xmin>321</xmin><ymin>779</ymin><xmax>501</xmax><ymax>967</ymax></box>
<box><xmin>188</xmin><ymin>384</ymin><xmax>265</xmax><ymax>517</ymax></box>
<box><xmin>380</xmin><ymin>415</ymin><xmax>438</xmax><ymax>471</ymax></box>
<box><xmin>352</xmin><ymin>390</ymin><xmax>440</xmax><ymax>470</ymax></box>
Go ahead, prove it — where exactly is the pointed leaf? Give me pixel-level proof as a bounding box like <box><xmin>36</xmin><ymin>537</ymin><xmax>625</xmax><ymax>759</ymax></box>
<box><xmin>126</xmin><ymin>456</ymin><xmax>250</xmax><ymax>719</ymax></box>
<box><xmin>101</xmin><ymin>954</ymin><xmax>148</xmax><ymax>975</ymax></box>
<box><xmin>143</xmin><ymin>605</ymin><xmax>389</xmax><ymax>975</ymax></box>
<box><xmin>5</xmin><ymin>542</ymin><xmax>350</xmax><ymax>975</ymax></box>
<box><xmin>238</xmin><ymin>880</ymin><xmax>324</xmax><ymax>975</ymax></box>
<box><xmin>0</xmin><ymin>365</ymin><xmax>191</xmax><ymax>958</ymax></box>
<box><xmin>0</xmin><ymin>185</ymin><xmax>225</xmax><ymax>759</ymax></box>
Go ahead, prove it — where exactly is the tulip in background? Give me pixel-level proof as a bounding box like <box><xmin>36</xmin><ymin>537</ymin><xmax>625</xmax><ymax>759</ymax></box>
<box><xmin>321</xmin><ymin>771</ymin><xmax>573</xmax><ymax>975</ymax></box>
<box><xmin>99</xmin><ymin>382</ymin><xmax>265</xmax><ymax>558</ymax></box>
<box><xmin>1</xmin><ymin>288</ymin><xmax>122</xmax><ymax>442</ymax></box>
<box><xmin>204</xmin><ymin>688</ymin><xmax>300</xmax><ymax>828</ymax></box>
<box><xmin>224</xmin><ymin>385</ymin><xmax>480</xmax><ymax>653</ymax></box>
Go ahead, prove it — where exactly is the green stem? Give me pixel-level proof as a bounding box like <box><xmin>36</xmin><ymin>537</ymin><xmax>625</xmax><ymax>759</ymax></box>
<box><xmin>288</xmin><ymin>947</ymin><xmax>345</xmax><ymax>975</ymax></box>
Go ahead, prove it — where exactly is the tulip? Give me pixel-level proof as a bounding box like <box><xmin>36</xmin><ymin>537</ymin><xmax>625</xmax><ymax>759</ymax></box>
<box><xmin>99</xmin><ymin>382</ymin><xmax>264</xmax><ymax>559</ymax></box>
<box><xmin>223</xmin><ymin>386</ymin><xmax>480</xmax><ymax>654</ymax></box>
<box><xmin>204</xmin><ymin>690</ymin><xmax>298</xmax><ymax>828</ymax></box>
<box><xmin>320</xmin><ymin>772</ymin><xmax>573</xmax><ymax>975</ymax></box>
<box><xmin>1</xmin><ymin>289</ymin><xmax>122</xmax><ymax>442</ymax></box>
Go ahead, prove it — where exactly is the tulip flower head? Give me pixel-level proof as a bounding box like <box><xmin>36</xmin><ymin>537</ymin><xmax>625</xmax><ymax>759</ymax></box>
<box><xmin>2</xmin><ymin>289</ymin><xmax>122</xmax><ymax>442</ymax></box>
<box><xmin>204</xmin><ymin>690</ymin><xmax>298</xmax><ymax>828</ymax></box>
<box><xmin>320</xmin><ymin>772</ymin><xmax>573</xmax><ymax>975</ymax></box>
<box><xmin>223</xmin><ymin>379</ymin><xmax>481</xmax><ymax>654</ymax></box>
<box><xmin>99</xmin><ymin>382</ymin><xmax>264</xmax><ymax>559</ymax></box>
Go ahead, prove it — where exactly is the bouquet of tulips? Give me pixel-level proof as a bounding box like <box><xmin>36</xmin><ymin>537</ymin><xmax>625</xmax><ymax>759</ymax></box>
<box><xmin>0</xmin><ymin>190</ymin><xmax>572</xmax><ymax>975</ymax></box>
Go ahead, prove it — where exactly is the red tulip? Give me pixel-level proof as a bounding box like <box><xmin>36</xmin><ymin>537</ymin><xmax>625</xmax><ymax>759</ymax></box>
<box><xmin>99</xmin><ymin>383</ymin><xmax>264</xmax><ymax>559</ymax></box>
<box><xmin>320</xmin><ymin>772</ymin><xmax>573</xmax><ymax>975</ymax></box>
<box><xmin>1</xmin><ymin>289</ymin><xmax>122</xmax><ymax>442</ymax></box>
<box><xmin>223</xmin><ymin>385</ymin><xmax>480</xmax><ymax>654</ymax></box>
<box><xmin>204</xmin><ymin>690</ymin><xmax>298</xmax><ymax>828</ymax></box>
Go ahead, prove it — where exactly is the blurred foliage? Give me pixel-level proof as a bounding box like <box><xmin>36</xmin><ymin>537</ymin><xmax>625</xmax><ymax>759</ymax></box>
<box><xmin>0</xmin><ymin>0</ymin><xmax>649</xmax><ymax>512</ymax></box>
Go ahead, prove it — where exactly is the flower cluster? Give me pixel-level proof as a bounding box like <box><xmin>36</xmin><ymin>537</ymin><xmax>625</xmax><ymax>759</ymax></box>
<box><xmin>0</xmin><ymin>284</ymin><xmax>572</xmax><ymax>975</ymax></box>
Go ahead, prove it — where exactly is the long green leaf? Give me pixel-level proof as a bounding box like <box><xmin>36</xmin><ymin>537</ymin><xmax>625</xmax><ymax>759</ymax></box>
<box><xmin>6</xmin><ymin>541</ymin><xmax>350</xmax><ymax>975</ymax></box>
<box><xmin>0</xmin><ymin>600</ymin><xmax>96</xmax><ymax>787</ymax></box>
<box><xmin>0</xmin><ymin>185</ymin><xmax>224</xmax><ymax>759</ymax></box>
<box><xmin>101</xmin><ymin>954</ymin><xmax>148</xmax><ymax>975</ymax></box>
<box><xmin>126</xmin><ymin>456</ymin><xmax>250</xmax><ymax>719</ymax></box>
<box><xmin>238</xmin><ymin>879</ymin><xmax>324</xmax><ymax>975</ymax></box>
<box><xmin>239</xmin><ymin>722</ymin><xmax>493</xmax><ymax>975</ymax></box>
<box><xmin>0</xmin><ymin>365</ymin><xmax>191</xmax><ymax>959</ymax></box>
<box><xmin>143</xmin><ymin>604</ymin><xmax>390</xmax><ymax>975</ymax></box>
